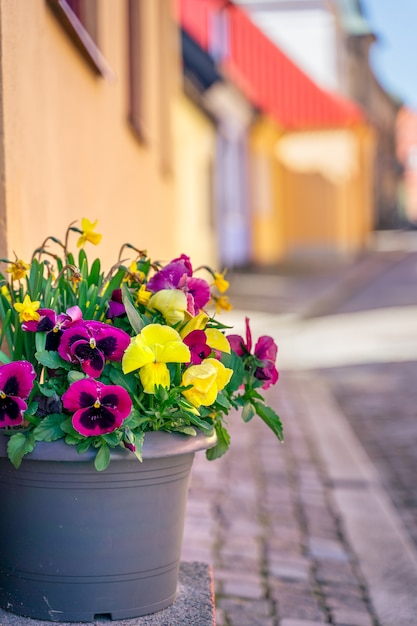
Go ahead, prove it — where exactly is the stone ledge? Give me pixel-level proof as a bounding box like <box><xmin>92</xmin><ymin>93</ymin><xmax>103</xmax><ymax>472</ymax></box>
<box><xmin>0</xmin><ymin>562</ymin><xmax>216</xmax><ymax>626</ymax></box>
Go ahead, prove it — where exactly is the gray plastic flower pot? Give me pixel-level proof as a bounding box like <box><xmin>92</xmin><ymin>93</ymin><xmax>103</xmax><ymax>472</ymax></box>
<box><xmin>0</xmin><ymin>430</ymin><xmax>216</xmax><ymax>622</ymax></box>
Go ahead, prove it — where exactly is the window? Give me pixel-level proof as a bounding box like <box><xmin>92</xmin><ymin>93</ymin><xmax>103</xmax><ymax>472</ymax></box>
<box><xmin>47</xmin><ymin>0</ymin><xmax>113</xmax><ymax>79</ymax></box>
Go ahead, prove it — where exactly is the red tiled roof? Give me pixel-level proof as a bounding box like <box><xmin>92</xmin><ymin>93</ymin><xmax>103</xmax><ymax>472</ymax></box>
<box><xmin>176</xmin><ymin>0</ymin><xmax>364</xmax><ymax>129</ymax></box>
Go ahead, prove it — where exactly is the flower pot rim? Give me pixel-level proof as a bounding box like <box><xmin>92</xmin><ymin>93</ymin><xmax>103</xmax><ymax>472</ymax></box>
<box><xmin>0</xmin><ymin>429</ymin><xmax>217</xmax><ymax>464</ymax></box>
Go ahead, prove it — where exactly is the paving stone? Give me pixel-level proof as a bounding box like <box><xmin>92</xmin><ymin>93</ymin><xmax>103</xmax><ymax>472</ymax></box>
<box><xmin>280</xmin><ymin>618</ymin><xmax>327</xmax><ymax>626</ymax></box>
<box><xmin>331</xmin><ymin>608</ymin><xmax>374</xmax><ymax>626</ymax></box>
<box><xmin>307</xmin><ymin>537</ymin><xmax>350</xmax><ymax>562</ymax></box>
<box><xmin>268</xmin><ymin>555</ymin><xmax>311</xmax><ymax>582</ymax></box>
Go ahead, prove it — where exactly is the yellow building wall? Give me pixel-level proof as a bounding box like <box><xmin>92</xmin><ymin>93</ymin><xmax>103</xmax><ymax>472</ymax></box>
<box><xmin>249</xmin><ymin>117</ymin><xmax>375</xmax><ymax>264</ymax></box>
<box><xmin>172</xmin><ymin>92</ymin><xmax>218</xmax><ymax>268</ymax></box>
<box><xmin>0</xmin><ymin>0</ymin><xmax>182</xmax><ymax>270</ymax></box>
<box><xmin>249</xmin><ymin>116</ymin><xmax>286</xmax><ymax>264</ymax></box>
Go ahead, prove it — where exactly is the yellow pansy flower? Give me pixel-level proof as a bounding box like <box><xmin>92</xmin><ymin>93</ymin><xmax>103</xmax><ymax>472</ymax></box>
<box><xmin>77</xmin><ymin>218</ymin><xmax>102</xmax><ymax>248</ymax></box>
<box><xmin>180</xmin><ymin>312</ymin><xmax>209</xmax><ymax>338</ymax></box>
<box><xmin>122</xmin><ymin>324</ymin><xmax>190</xmax><ymax>393</ymax></box>
<box><xmin>181</xmin><ymin>358</ymin><xmax>232</xmax><ymax>408</ymax></box>
<box><xmin>6</xmin><ymin>259</ymin><xmax>30</xmax><ymax>281</ymax></box>
<box><xmin>14</xmin><ymin>294</ymin><xmax>41</xmax><ymax>323</ymax></box>
<box><xmin>148</xmin><ymin>289</ymin><xmax>188</xmax><ymax>325</ymax></box>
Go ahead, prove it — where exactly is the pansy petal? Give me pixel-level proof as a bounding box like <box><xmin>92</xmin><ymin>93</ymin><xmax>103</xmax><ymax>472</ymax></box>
<box><xmin>22</xmin><ymin>309</ymin><xmax>56</xmax><ymax>333</ymax></box>
<box><xmin>58</xmin><ymin>325</ymin><xmax>90</xmax><ymax>362</ymax></box>
<box><xmin>0</xmin><ymin>395</ymin><xmax>26</xmax><ymax>426</ymax></box>
<box><xmin>62</xmin><ymin>378</ymin><xmax>98</xmax><ymax>412</ymax></box>
<box><xmin>254</xmin><ymin>336</ymin><xmax>278</xmax><ymax>362</ymax></box>
<box><xmin>0</xmin><ymin>361</ymin><xmax>36</xmax><ymax>399</ymax></box>
<box><xmin>226</xmin><ymin>334</ymin><xmax>246</xmax><ymax>356</ymax></box>
<box><xmin>205</xmin><ymin>329</ymin><xmax>231</xmax><ymax>353</ymax></box>
<box><xmin>140</xmin><ymin>362</ymin><xmax>170</xmax><ymax>393</ymax></box>
<box><xmin>87</xmin><ymin>321</ymin><xmax>130</xmax><ymax>357</ymax></box>
<box><xmin>71</xmin><ymin>340</ymin><xmax>105</xmax><ymax>377</ymax></box>
<box><xmin>122</xmin><ymin>336</ymin><xmax>155</xmax><ymax>374</ymax></box>
<box><xmin>148</xmin><ymin>289</ymin><xmax>187</xmax><ymax>325</ymax></box>
<box><xmin>204</xmin><ymin>358</ymin><xmax>233</xmax><ymax>391</ymax></box>
<box><xmin>72</xmin><ymin>405</ymin><xmax>120</xmax><ymax>436</ymax></box>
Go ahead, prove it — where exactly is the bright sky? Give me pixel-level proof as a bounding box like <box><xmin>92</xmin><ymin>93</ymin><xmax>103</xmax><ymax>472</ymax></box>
<box><xmin>361</xmin><ymin>0</ymin><xmax>417</xmax><ymax>110</ymax></box>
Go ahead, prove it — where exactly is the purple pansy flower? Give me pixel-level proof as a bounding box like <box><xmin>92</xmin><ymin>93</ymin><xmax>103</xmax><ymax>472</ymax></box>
<box><xmin>106</xmin><ymin>289</ymin><xmax>126</xmax><ymax>320</ymax></box>
<box><xmin>58</xmin><ymin>321</ymin><xmax>130</xmax><ymax>377</ymax></box>
<box><xmin>147</xmin><ymin>256</ymin><xmax>210</xmax><ymax>316</ymax></box>
<box><xmin>0</xmin><ymin>361</ymin><xmax>36</xmax><ymax>426</ymax></box>
<box><xmin>23</xmin><ymin>305</ymin><xmax>83</xmax><ymax>351</ymax></box>
<box><xmin>183</xmin><ymin>330</ymin><xmax>211</xmax><ymax>365</ymax></box>
<box><xmin>228</xmin><ymin>317</ymin><xmax>279</xmax><ymax>390</ymax></box>
<box><xmin>62</xmin><ymin>378</ymin><xmax>132</xmax><ymax>436</ymax></box>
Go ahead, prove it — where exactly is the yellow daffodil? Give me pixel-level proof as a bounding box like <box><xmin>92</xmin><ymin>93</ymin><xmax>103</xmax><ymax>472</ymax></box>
<box><xmin>136</xmin><ymin>284</ymin><xmax>152</xmax><ymax>306</ymax></box>
<box><xmin>212</xmin><ymin>270</ymin><xmax>229</xmax><ymax>294</ymax></box>
<box><xmin>122</xmin><ymin>324</ymin><xmax>190</xmax><ymax>393</ymax></box>
<box><xmin>14</xmin><ymin>294</ymin><xmax>41</xmax><ymax>323</ymax></box>
<box><xmin>181</xmin><ymin>358</ymin><xmax>232</xmax><ymax>408</ymax></box>
<box><xmin>148</xmin><ymin>289</ymin><xmax>187</xmax><ymax>325</ymax></box>
<box><xmin>6</xmin><ymin>259</ymin><xmax>30</xmax><ymax>281</ymax></box>
<box><xmin>0</xmin><ymin>285</ymin><xmax>11</xmax><ymax>302</ymax></box>
<box><xmin>214</xmin><ymin>295</ymin><xmax>232</xmax><ymax>314</ymax></box>
<box><xmin>77</xmin><ymin>218</ymin><xmax>102</xmax><ymax>248</ymax></box>
<box><xmin>124</xmin><ymin>261</ymin><xmax>145</xmax><ymax>284</ymax></box>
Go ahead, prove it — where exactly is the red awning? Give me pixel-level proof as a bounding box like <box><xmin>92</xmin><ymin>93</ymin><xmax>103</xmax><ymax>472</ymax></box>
<box><xmin>176</xmin><ymin>0</ymin><xmax>364</xmax><ymax>129</ymax></box>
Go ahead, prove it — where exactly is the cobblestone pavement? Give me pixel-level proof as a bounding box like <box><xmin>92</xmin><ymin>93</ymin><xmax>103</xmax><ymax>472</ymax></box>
<box><xmin>319</xmin><ymin>361</ymin><xmax>417</xmax><ymax>551</ymax></box>
<box><xmin>182</xmin><ymin>241</ymin><xmax>417</xmax><ymax>626</ymax></box>
<box><xmin>182</xmin><ymin>373</ymin><xmax>381</xmax><ymax>626</ymax></box>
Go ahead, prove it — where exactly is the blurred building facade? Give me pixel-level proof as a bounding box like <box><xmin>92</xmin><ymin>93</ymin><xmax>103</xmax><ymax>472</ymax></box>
<box><xmin>236</xmin><ymin>0</ymin><xmax>403</xmax><ymax>231</ymax></box>
<box><xmin>0</xmin><ymin>0</ymin><xmax>193</xmax><ymax>269</ymax></box>
<box><xmin>178</xmin><ymin>0</ymin><xmax>375</xmax><ymax>266</ymax></box>
<box><xmin>397</xmin><ymin>108</ymin><xmax>417</xmax><ymax>225</ymax></box>
<box><xmin>0</xmin><ymin>0</ymin><xmax>391</xmax><ymax>274</ymax></box>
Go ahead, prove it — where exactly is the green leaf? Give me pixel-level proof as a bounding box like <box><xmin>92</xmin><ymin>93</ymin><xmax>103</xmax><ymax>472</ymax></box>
<box><xmin>131</xmin><ymin>431</ymin><xmax>145</xmax><ymax>462</ymax></box>
<box><xmin>35</xmin><ymin>332</ymin><xmax>47</xmax><ymax>353</ymax></box>
<box><xmin>108</xmin><ymin>366</ymin><xmax>137</xmax><ymax>395</ymax></box>
<box><xmin>222</xmin><ymin>350</ymin><xmax>245</xmax><ymax>393</ymax></box>
<box><xmin>68</xmin><ymin>370</ymin><xmax>86</xmax><ymax>384</ymax></box>
<box><xmin>7</xmin><ymin>432</ymin><xmax>35</xmax><ymax>468</ymax></box>
<box><xmin>206</xmin><ymin>422</ymin><xmax>230</xmax><ymax>461</ymax></box>
<box><xmin>35</xmin><ymin>350</ymin><xmax>71</xmax><ymax>370</ymax></box>
<box><xmin>89</xmin><ymin>258</ymin><xmax>101</xmax><ymax>287</ymax></box>
<box><xmin>77</xmin><ymin>439</ymin><xmax>92</xmax><ymax>454</ymax></box>
<box><xmin>94</xmin><ymin>444</ymin><xmax>111</xmax><ymax>471</ymax></box>
<box><xmin>252</xmin><ymin>401</ymin><xmax>283</xmax><ymax>441</ymax></box>
<box><xmin>0</xmin><ymin>350</ymin><xmax>11</xmax><ymax>364</ymax></box>
<box><xmin>242</xmin><ymin>402</ymin><xmax>255</xmax><ymax>422</ymax></box>
<box><xmin>33</xmin><ymin>413</ymin><xmax>66</xmax><ymax>442</ymax></box>
<box><xmin>122</xmin><ymin>283</ymin><xmax>145</xmax><ymax>334</ymax></box>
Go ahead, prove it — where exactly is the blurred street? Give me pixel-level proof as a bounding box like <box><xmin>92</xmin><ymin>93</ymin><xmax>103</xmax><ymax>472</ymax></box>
<box><xmin>183</xmin><ymin>232</ymin><xmax>417</xmax><ymax>626</ymax></box>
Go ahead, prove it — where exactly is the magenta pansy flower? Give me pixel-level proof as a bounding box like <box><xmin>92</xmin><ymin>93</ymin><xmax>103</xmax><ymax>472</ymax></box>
<box><xmin>228</xmin><ymin>317</ymin><xmax>279</xmax><ymax>390</ymax></box>
<box><xmin>23</xmin><ymin>305</ymin><xmax>83</xmax><ymax>351</ymax></box>
<box><xmin>147</xmin><ymin>256</ymin><xmax>210</xmax><ymax>315</ymax></box>
<box><xmin>58</xmin><ymin>320</ymin><xmax>130</xmax><ymax>377</ymax></box>
<box><xmin>0</xmin><ymin>360</ymin><xmax>36</xmax><ymax>426</ymax></box>
<box><xmin>62</xmin><ymin>378</ymin><xmax>132</xmax><ymax>436</ymax></box>
<box><xmin>183</xmin><ymin>330</ymin><xmax>211</xmax><ymax>365</ymax></box>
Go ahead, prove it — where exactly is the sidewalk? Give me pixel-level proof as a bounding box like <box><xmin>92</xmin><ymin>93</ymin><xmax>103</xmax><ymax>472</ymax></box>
<box><xmin>183</xmin><ymin>368</ymin><xmax>417</xmax><ymax>626</ymax></box>
<box><xmin>183</xmin><ymin>240</ymin><xmax>417</xmax><ymax>626</ymax></box>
